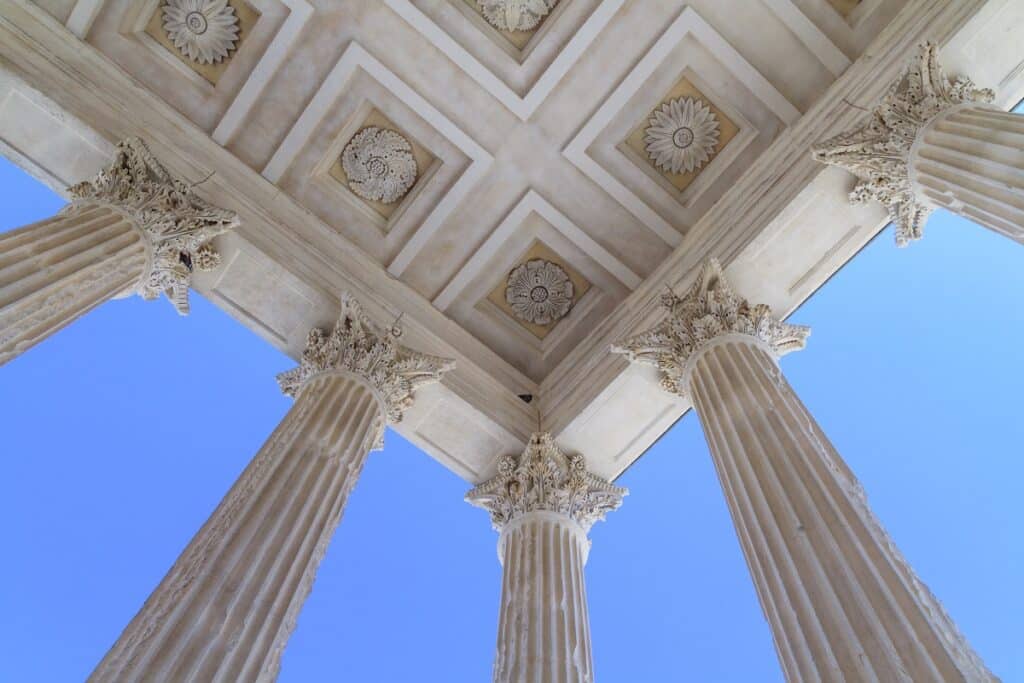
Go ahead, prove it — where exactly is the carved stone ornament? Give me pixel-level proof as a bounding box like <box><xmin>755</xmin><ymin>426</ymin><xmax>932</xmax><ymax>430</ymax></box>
<box><xmin>644</xmin><ymin>96</ymin><xmax>721</xmax><ymax>175</ymax></box>
<box><xmin>161</xmin><ymin>0</ymin><xmax>240</xmax><ymax>65</ymax></box>
<box><xmin>611</xmin><ymin>259</ymin><xmax>810</xmax><ymax>398</ymax></box>
<box><xmin>65</xmin><ymin>138</ymin><xmax>238</xmax><ymax>315</ymax></box>
<box><xmin>466</xmin><ymin>433</ymin><xmax>626</xmax><ymax>534</ymax></box>
<box><xmin>341</xmin><ymin>127</ymin><xmax>418</xmax><ymax>205</ymax></box>
<box><xmin>505</xmin><ymin>258</ymin><xmax>574</xmax><ymax>326</ymax></box>
<box><xmin>812</xmin><ymin>42</ymin><xmax>995</xmax><ymax>246</ymax></box>
<box><xmin>477</xmin><ymin>0</ymin><xmax>559</xmax><ymax>32</ymax></box>
<box><xmin>276</xmin><ymin>293</ymin><xmax>455</xmax><ymax>428</ymax></box>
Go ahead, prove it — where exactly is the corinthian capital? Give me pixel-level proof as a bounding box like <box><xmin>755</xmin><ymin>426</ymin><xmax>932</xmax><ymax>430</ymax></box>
<box><xmin>612</xmin><ymin>259</ymin><xmax>809</xmax><ymax>398</ymax></box>
<box><xmin>277</xmin><ymin>293</ymin><xmax>455</xmax><ymax>426</ymax></box>
<box><xmin>812</xmin><ymin>42</ymin><xmax>994</xmax><ymax>246</ymax></box>
<box><xmin>466</xmin><ymin>433</ymin><xmax>626</xmax><ymax>534</ymax></box>
<box><xmin>66</xmin><ymin>138</ymin><xmax>238</xmax><ymax>314</ymax></box>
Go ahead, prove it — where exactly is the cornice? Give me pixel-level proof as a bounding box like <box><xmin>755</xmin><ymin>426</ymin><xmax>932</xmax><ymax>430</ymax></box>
<box><xmin>538</xmin><ymin>0</ymin><xmax>989</xmax><ymax>436</ymax></box>
<box><xmin>0</xmin><ymin>0</ymin><xmax>537</xmax><ymax>442</ymax></box>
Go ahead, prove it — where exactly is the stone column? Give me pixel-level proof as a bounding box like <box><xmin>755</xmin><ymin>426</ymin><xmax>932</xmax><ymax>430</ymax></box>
<box><xmin>89</xmin><ymin>294</ymin><xmax>454</xmax><ymax>683</ymax></box>
<box><xmin>813</xmin><ymin>42</ymin><xmax>1024</xmax><ymax>246</ymax></box>
<box><xmin>0</xmin><ymin>138</ymin><xmax>237</xmax><ymax>365</ymax></box>
<box><xmin>613</xmin><ymin>260</ymin><xmax>998</xmax><ymax>683</ymax></box>
<box><xmin>467</xmin><ymin>433</ymin><xmax>626</xmax><ymax>683</ymax></box>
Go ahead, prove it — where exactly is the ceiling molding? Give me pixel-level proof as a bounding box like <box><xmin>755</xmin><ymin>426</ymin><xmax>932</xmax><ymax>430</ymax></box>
<box><xmin>66</xmin><ymin>0</ymin><xmax>312</xmax><ymax>147</ymax></box>
<box><xmin>563</xmin><ymin>6</ymin><xmax>800</xmax><ymax>248</ymax></box>
<box><xmin>66</xmin><ymin>0</ymin><xmax>104</xmax><ymax>38</ymax></box>
<box><xmin>763</xmin><ymin>0</ymin><xmax>851</xmax><ymax>77</ymax></box>
<box><xmin>433</xmin><ymin>188</ymin><xmax>641</xmax><ymax>311</ymax></box>
<box><xmin>383</xmin><ymin>0</ymin><xmax>624</xmax><ymax>121</ymax></box>
<box><xmin>260</xmin><ymin>41</ymin><xmax>494</xmax><ymax>278</ymax></box>
<box><xmin>212</xmin><ymin>0</ymin><xmax>313</xmax><ymax>145</ymax></box>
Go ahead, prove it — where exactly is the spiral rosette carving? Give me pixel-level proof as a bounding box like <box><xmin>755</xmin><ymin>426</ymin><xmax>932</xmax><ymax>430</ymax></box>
<box><xmin>66</xmin><ymin>138</ymin><xmax>238</xmax><ymax>315</ymax></box>
<box><xmin>505</xmin><ymin>258</ymin><xmax>574</xmax><ymax>326</ymax></box>
<box><xmin>477</xmin><ymin>0</ymin><xmax>559</xmax><ymax>32</ymax></box>
<box><xmin>341</xmin><ymin>127</ymin><xmax>418</xmax><ymax>204</ymax></box>
<box><xmin>161</xmin><ymin>0</ymin><xmax>240</xmax><ymax>65</ymax></box>
<box><xmin>644</xmin><ymin>96</ymin><xmax>721</xmax><ymax>174</ymax></box>
<box><xmin>276</xmin><ymin>293</ymin><xmax>455</xmax><ymax>429</ymax></box>
<box><xmin>813</xmin><ymin>42</ymin><xmax>995</xmax><ymax>246</ymax></box>
<box><xmin>612</xmin><ymin>259</ymin><xmax>809</xmax><ymax>398</ymax></box>
<box><xmin>466</xmin><ymin>433</ymin><xmax>626</xmax><ymax>534</ymax></box>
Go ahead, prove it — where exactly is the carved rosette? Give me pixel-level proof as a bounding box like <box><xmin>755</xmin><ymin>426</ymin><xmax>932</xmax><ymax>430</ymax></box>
<box><xmin>341</xmin><ymin>127</ymin><xmax>418</xmax><ymax>204</ymax></box>
<box><xmin>65</xmin><ymin>138</ymin><xmax>238</xmax><ymax>315</ymax></box>
<box><xmin>161</xmin><ymin>0</ymin><xmax>240</xmax><ymax>65</ymax></box>
<box><xmin>612</xmin><ymin>259</ymin><xmax>809</xmax><ymax>398</ymax></box>
<box><xmin>644</xmin><ymin>96</ymin><xmax>721</xmax><ymax>174</ymax></box>
<box><xmin>477</xmin><ymin>0</ymin><xmax>559</xmax><ymax>32</ymax></box>
<box><xmin>276</xmin><ymin>293</ymin><xmax>455</xmax><ymax>439</ymax></box>
<box><xmin>505</xmin><ymin>258</ymin><xmax>574</xmax><ymax>325</ymax></box>
<box><xmin>466</xmin><ymin>433</ymin><xmax>626</xmax><ymax>534</ymax></box>
<box><xmin>813</xmin><ymin>42</ymin><xmax>995</xmax><ymax>246</ymax></box>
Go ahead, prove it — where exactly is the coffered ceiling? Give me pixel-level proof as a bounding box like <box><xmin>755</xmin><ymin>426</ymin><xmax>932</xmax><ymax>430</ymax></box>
<box><xmin>5</xmin><ymin>0</ymin><xmax>1024</xmax><ymax>482</ymax></box>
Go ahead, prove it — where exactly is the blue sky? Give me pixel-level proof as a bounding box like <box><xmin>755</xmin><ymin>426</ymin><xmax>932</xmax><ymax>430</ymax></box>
<box><xmin>1</xmin><ymin>150</ymin><xmax>1021</xmax><ymax>681</ymax></box>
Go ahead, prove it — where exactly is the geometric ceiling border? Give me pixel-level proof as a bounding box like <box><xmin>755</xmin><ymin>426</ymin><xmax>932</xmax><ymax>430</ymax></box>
<box><xmin>762</xmin><ymin>0</ymin><xmax>850</xmax><ymax>77</ymax></box>
<box><xmin>212</xmin><ymin>0</ymin><xmax>313</xmax><ymax>145</ymax></box>
<box><xmin>432</xmin><ymin>188</ymin><xmax>642</xmax><ymax>311</ymax></box>
<box><xmin>64</xmin><ymin>0</ymin><xmax>314</xmax><ymax>147</ymax></box>
<box><xmin>261</xmin><ymin>41</ymin><xmax>493</xmax><ymax>277</ymax></box>
<box><xmin>383</xmin><ymin>0</ymin><xmax>625</xmax><ymax>121</ymax></box>
<box><xmin>563</xmin><ymin>6</ymin><xmax>801</xmax><ymax>248</ymax></box>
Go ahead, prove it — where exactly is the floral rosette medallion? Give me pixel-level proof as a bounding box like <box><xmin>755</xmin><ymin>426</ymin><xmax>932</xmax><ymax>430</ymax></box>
<box><xmin>505</xmin><ymin>259</ymin><xmax>574</xmax><ymax>326</ymax></box>
<box><xmin>162</xmin><ymin>0</ymin><xmax>240</xmax><ymax>65</ymax></box>
<box><xmin>341</xmin><ymin>127</ymin><xmax>419</xmax><ymax>205</ymax></box>
<box><xmin>644</xmin><ymin>96</ymin><xmax>721</xmax><ymax>174</ymax></box>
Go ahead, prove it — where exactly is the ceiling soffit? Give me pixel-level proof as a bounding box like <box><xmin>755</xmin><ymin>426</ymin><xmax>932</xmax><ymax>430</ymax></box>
<box><xmin>1</xmin><ymin>0</ymin><xmax>1007</xmax><ymax>481</ymax></box>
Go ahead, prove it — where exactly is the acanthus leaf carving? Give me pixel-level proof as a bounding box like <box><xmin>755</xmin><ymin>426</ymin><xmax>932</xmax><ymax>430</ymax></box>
<box><xmin>276</xmin><ymin>293</ymin><xmax>455</xmax><ymax>432</ymax></box>
<box><xmin>611</xmin><ymin>259</ymin><xmax>809</xmax><ymax>398</ymax></box>
<box><xmin>466</xmin><ymin>432</ymin><xmax>626</xmax><ymax>534</ymax></box>
<box><xmin>812</xmin><ymin>42</ymin><xmax>994</xmax><ymax>246</ymax></box>
<box><xmin>66</xmin><ymin>138</ymin><xmax>238</xmax><ymax>315</ymax></box>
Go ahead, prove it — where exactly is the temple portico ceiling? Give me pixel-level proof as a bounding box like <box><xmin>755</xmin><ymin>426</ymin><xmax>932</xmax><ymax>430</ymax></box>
<box><xmin>3</xmin><ymin>0</ymin><xmax>1024</xmax><ymax>482</ymax></box>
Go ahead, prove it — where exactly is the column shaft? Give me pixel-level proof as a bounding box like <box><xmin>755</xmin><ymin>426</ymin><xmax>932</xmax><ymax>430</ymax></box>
<box><xmin>0</xmin><ymin>205</ymin><xmax>146</xmax><ymax>365</ymax></box>
<box><xmin>912</xmin><ymin>105</ymin><xmax>1024</xmax><ymax>242</ymax></box>
<box><xmin>495</xmin><ymin>512</ymin><xmax>593</xmax><ymax>683</ymax></box>
<box><xmin>89</xmin><ymin>372</ymin><xmax>382</xmax><ymax>683</ymax></box>
<box><xmin>688</xmin><ymin>337</ymin><xmax>995</xmax><ymax>683</ymax></box>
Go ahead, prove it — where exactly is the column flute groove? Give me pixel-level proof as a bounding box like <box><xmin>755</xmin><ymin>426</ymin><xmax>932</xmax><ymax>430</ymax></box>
<box><xmin>0</xmin><ymin>138</ymin><xmax>237</xmax><ymax>365</ymax></box>
<box><xmin>614</xmin><ymin>259</ymin><xmax>999</xmax><ymax>682</ymax></box>
<box><xmin>89</xmin><ymin>294</ymin><xmax>454</xmax><ymax>682</ymax></box>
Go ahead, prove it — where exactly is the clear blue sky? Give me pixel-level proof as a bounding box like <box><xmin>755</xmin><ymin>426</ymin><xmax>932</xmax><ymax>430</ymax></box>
<box><xmin>1</xmin><ymin>148</ymin><xmax>1021</xmax><ymax>682</ymax></box>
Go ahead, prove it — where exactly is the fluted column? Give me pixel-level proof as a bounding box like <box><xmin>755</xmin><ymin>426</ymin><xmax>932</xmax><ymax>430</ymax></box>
<box><xmin>813</xmin><ymin>42</ymin><xmax>1024</xmax><ymax>247</ymax></box>
<box><xmin>90</xmin><ymin>294</ymin><xmax>454</xmax><ymax>683</ymax></box>
<box><xmin>614</xmin><ymin>260</ymin><xmax>998</xmax><ymax>683</ymax></box>
<box><xmin>467</xmin><ymin>433</ymin><xmax>626</xmax><ymax>683</ymax></box>
<box><xmin>0</xmin><ymin>138</ymin><xmax>237</xmax><ymax>365</ymax></box>
<box><xmin>910</xmin><ymin>104</ymin><xmax>1024</xmax><ymax>241</ymax></box>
